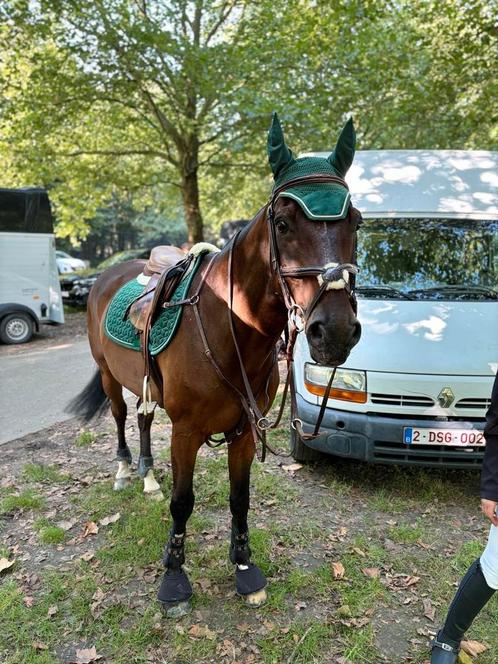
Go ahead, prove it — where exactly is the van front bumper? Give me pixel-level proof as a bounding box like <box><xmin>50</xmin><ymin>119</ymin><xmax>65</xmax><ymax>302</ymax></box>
<box><xmin>295</xmin><ymin>392</ymin><xmax>485</xmax><ymax>469</ymax></box>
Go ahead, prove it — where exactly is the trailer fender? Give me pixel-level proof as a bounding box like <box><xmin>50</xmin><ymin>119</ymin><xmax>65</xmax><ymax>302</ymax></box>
<box><xmin>0</xmin><ymin>303</ymin><xmax>40</xmax><ymax>331</ymax></box>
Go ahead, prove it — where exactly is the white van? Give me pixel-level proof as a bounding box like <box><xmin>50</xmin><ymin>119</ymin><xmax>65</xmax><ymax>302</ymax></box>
<box><xmin>0</xmin><ymin>188</ymin><xmax>64</xmax><ymax>344</ymax></box>
<box><xmin>292</xmin><ymin>150</ymin><xmax>498</xmax><ymax>468</ymax></box>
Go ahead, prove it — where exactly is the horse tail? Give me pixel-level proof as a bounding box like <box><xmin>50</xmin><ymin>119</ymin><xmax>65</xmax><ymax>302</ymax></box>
<box><xmin>66</xmin><ymin>369</ymin><xmax>110</xmax><ymax>421</ymax></box>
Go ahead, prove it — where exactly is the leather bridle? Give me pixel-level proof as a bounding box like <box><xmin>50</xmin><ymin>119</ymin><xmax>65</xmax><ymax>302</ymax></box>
<box><xmin>267</xmin><ymin>174</ymin><xmax>360</xmax><ymax>327</ymax></box>
<box><xmin>187</xmin><ymin>173</ymin><xmax>361</xmax><ymax>460</ymax></box>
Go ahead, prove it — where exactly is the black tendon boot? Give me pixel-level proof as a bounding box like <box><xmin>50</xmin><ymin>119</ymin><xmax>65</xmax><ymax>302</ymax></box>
<box><xmin>157</xmin><ymin>530</ymin><xmax>192</xmax><ymax>606</ymax></box>
<box><xmin>229</xmin><ymin>524</ymin><xmax>267</xmax><ymax>597</ymax></box>
<box><xmin>431</xmin><ymin>559</ymin><xmax>495</xmax><ymax>663</ymax></box>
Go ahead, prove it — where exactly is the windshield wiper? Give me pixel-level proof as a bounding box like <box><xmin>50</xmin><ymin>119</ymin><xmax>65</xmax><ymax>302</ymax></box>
<box><xmin>408</xmin><ymin>285</ymin><xmax>498</xmax><ymax>300</ymax></box>
<box><xmin>356</xmin><ymin>286</ymin><xmax>415</xmax><ymax>300</ymax></box>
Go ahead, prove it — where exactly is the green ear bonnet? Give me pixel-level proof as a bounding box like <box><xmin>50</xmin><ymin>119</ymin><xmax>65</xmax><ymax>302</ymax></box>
<box><xmin>267</xmin><ymin>113</ymin><xmax>356</xmax><ymax>221</ymax></box>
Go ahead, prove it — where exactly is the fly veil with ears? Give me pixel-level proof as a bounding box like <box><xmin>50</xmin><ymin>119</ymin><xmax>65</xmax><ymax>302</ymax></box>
<box><xmin>267</xmin><ymin>112</ymin><xmax>360</xmax><ymax>324</ymax></box>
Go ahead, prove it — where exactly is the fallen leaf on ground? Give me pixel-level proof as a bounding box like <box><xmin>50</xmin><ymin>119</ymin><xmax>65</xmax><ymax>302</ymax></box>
<box><xmin>188</xmin><ymin>624</ymin><xmax>216</xmax><ymax>640</ymax></box>
<box><xmin>74</xmin><ymin>646</ymin><xmax>101</xmax><ymax>663</ymax></box>
<box><xmin>362</xmin><ymin>567</ymin><xmax>380</xmax><ymax>579</ymax></box>
<box><xmin>99</xmin><ymin>513</ymin><xmax>120</xmax><ymax>526</ymax></box>
<box><xmin>457</xmin><ymin>651</ymin><xmax>473</xmax><ymax>664</ymax></box>
<box><xmin>80</xmin><ymin>551</ymin><xmax>94</xmax><ymax>562</ymax></box>
<box><xmin>404</xmin><ymin>575</ymin><xmax>421</xmax><ymax>587</ymax></box>
<box><xmin>422</xmin><ymin>598</ymin><xmax>435</xmax><ymax>621</ymax></box>
<box><xmin>282</xmin><ymin>463</ymin><xmax>303</xmax><ymax>473</ymax></box>
<box><xmin>32</xmin><ymin>641</ymin><xmax>48</xmax><ymax>650</ymax></box>
<box><xmin>352</xmin><ymin>547</ymin><xmax>366</xmax><ymax>557</ymax></box>
<box><xmin>24</xmin><ymin>596</ymin><xmax>34</xmax><ymax>607</ymax></box>
<box><xmin>461</xmin><ymin>640</ymin><xmax>488</xmax><ymax>657</ymax></box>
<box><xmin>47</xmin><ymin>605</ymin><xmax>58</xmax><ymax>617</ymax></box>
<box><xmin>332</xmin><ymin>561</ymin><xmax>345</xmax><ymax>579</ymax></box>
<box><xmin>0</xmin><ymin>558</ymin><xmax>15</xmax><ymax>573</ymax></box>
<box><xmin>82</xmin><ymin>522</ymin><xmax>99</xmax><ymax>537</ymax></box>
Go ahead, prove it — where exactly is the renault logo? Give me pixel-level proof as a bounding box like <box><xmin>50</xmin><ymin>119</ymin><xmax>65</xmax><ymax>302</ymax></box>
<box><xmin>438</xmin><ymin>387</ymin><xmax>455</xmax><ymax>408</ymax></box>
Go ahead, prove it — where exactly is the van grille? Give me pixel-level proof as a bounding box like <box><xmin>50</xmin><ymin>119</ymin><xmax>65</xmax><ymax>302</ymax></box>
<box><xmin>455</xmin><ymin>398</ymin><xmax>491</xmax><ymax>410</ymax></box>
<box><xmin>370</xmin><ymin>393</ymin><xmax>435</xmax><ymax>407</ymax></box>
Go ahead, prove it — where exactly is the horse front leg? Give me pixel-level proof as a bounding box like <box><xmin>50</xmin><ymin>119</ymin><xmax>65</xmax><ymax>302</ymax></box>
<box><xmin>157</xmin><ymin>425</ymin><xmax>202</xmax><ymax>617</ymax></box>
<box><xmin>228</xmin><ymin>430</ymin><xmax>267</xmax><ymax>607</ymax></box>
<box><xmin>136</xmin><ymin>402</ymin><xmax>164</xmax><ymax>501</ymax></box>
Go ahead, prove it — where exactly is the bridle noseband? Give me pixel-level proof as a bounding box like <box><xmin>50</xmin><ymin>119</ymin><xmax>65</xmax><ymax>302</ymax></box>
<box><xmin>267</xmin><ymin>174</ymin><xmax>360</xmax><ymax>324</ymax></box>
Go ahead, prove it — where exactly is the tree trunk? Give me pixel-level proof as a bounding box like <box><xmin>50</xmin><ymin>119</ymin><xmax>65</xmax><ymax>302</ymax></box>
<box><xmin>181</xmin><ymin>169</ymin><xmax>204</xmax><ymax>243</ymax></box>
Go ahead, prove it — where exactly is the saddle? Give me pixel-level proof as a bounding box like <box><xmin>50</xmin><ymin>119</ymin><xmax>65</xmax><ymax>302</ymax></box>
<box><xmin>126</xmin><ymin>242</ymin><xmax>219</xmax><ymax>413</ymax></box>
<box><xmin>128</xmin><ymin>245</ymin><xmax>188</xmax><ymax>331</ymax></box>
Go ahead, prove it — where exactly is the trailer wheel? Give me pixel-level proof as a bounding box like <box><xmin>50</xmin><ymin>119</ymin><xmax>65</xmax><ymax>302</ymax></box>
<box><xmin>0</xmin><ymin>312</ymin><xmax>34</xmax><ymax>344</ymax></box>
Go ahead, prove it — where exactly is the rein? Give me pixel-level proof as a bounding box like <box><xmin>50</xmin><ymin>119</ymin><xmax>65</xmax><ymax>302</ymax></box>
<box><xmin>183</xmin><ymin>173</ymin><xmax>359</xmax><ymax>460</ymax></box>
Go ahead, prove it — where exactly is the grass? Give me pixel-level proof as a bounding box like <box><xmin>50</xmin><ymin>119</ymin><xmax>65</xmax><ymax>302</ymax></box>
<box><xmin>0</xmin><ymin>490</ymin><xmax>45</xmax><ymax>515</ymax></box>
<box><xmin>2</xmin><ymin>414</ymin><xmax>498</xmax><ymax>664</ymax></box>
<box><xmin>34</xmin><ymin>519</ymin><xmax>66</xmax><ymax>545</ymax></box>
<box><xmin>22</xmin><ymin>463</ymin><xmax>69</xmax><ymax>484</ymax></box>
<box><xmin>74</xmin><ymin>430</ymin><xmax>96</xmax><ymax>447</ymax></box>
<box><xmin>387</xmin><ymin>521</ymin><xmax>427</xmax><ymax>545</ymax></box>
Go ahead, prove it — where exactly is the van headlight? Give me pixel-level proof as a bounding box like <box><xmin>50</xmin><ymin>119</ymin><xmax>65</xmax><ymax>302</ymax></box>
<box><xmin>304</xmin><ymin>364</ymin><xmax>367</xmax><ymax>403</ymax></box>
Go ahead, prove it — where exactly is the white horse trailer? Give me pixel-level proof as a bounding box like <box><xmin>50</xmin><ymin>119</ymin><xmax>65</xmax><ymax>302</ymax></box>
<box><xmin>0</xmin><ymin>188</ymin><xmax>64</xmax><ymax>344</ymax></box>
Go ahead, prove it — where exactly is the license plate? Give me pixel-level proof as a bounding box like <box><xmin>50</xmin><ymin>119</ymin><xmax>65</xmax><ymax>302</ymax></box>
<box><xmin>403</xmin><ymin>427</ymin><xmax>485</xmax><ymax>446</ymax></box>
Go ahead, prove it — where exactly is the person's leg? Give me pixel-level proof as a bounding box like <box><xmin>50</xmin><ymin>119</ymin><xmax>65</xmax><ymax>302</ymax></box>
<box><xmin>431</xmin><ymin>526</ymin><xmax>498</xmax><ymax>663</ymax></box>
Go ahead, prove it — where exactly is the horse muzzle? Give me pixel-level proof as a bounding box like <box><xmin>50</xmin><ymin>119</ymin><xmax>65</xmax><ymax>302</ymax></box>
<box><xmin>305</xmin><ymin>313</ymin><xmax>362</xmax><ymax>367</ymax></box>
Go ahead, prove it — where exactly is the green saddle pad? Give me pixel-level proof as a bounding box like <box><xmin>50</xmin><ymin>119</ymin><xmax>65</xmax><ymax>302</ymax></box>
<box><xmin>104</xmin><ymin>253</ymin><xmax>205</xmax><ymax>355</ymax></box>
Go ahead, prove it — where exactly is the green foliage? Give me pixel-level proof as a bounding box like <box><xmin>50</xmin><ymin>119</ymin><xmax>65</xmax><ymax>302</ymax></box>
<box><xmin>0</xmin><ymin>0</ymin><xmax>495</xmax><ymax>242</ymax></box>
<box><xmin>22</xmin><ymin>464</ymin><xmax>68</xmax><ymax>484</ymax></box>
<box><xmin>0</xmin><ymin>490</ymin><xmax>45</xmax><ymax>514</ymax></box>
<box><xmin>74</xmin><ymin>430</ymin><xmax>96</xmax><ymax>447</ymax></box>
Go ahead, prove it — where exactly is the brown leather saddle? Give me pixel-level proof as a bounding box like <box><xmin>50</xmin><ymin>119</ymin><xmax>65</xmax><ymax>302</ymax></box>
<box><xmin>128</xmin><ymin>245</ymin><xmax>190</xmax><ymax>332</ymax></box>
<box><xmin>125</xmin><ymin>245</ymin><xmax>196</xmax><ymax>411</ymax></box>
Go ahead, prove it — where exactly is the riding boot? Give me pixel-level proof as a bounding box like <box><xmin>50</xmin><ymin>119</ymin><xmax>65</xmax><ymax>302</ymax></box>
<box><xmin>431</xmin><ymin>559</ymin><xmax>495</xmax><ymax>663</ymax></box>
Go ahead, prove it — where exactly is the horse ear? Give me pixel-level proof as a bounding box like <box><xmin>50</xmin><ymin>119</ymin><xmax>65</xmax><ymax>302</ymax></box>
<box><xmin>327</xmin><ymin>117</ymin><xmax>356</xmax><ymax>177</ymax></box>
<box><xmin>268</xmin><ymin>112</ymin><xmax>295</xmax><ymax>179</ymax></box>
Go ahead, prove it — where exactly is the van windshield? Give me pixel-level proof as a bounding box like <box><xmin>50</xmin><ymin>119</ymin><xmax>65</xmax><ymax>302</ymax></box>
<box><xmin>357</xmin><ymin>218</ymin><xmax>498</xmax><ymax>301</ymax></box>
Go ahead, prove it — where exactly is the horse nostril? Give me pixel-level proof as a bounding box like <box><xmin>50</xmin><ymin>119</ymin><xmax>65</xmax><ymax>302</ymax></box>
<box><xmin>307</xmin><ymin>320</ymin><xmax>325</xmax><ymax>344</ymax></box>
<box><xmin>351</xmin><ymin>320</ymin><xmax>362</xmax><ymax>345</ymax></box>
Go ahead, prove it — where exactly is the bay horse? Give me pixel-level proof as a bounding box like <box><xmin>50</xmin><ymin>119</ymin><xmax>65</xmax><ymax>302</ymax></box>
<box><xmin>69</xmin><ymin>113</ymin><xmax>362</xmax><ymax>612</ymax></box>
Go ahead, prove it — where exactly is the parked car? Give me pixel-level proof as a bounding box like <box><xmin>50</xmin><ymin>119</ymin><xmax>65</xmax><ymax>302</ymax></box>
<box><xmin>0</xmin><ymin>188</ymin><xmax>64</xmax><ymax>344</ymax></box>
<box><xmin>291</xmin><ymin>149</ymin><xmax>498</xmax><ymax>468</ymax></box>
<box><xmin>55</xmin><ymin>250</ymin><xmax>87</xmax><ymax>273</ymax></box>
<box><xmin>60</xmin><ymin>248</ymin><xmax>149</xmax><ymax>306</ymax></box>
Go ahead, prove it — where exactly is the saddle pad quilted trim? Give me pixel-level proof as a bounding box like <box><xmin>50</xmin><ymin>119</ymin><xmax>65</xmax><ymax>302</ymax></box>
<box><xmin>104</xmin><ymin>252</ymin><xmax>205</xmax><ymax>355</ymax></box>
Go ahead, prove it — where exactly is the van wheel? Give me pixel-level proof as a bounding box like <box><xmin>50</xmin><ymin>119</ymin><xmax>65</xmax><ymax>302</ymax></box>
<box><xmin>289</xmin><ymin>405</ymin><xmax>324</xmax><ymax>462</ymax></box>
<box><xmin>0</xmin><ymin>313</ymin><xmax>34</xmax><ymax>344</ymax></box>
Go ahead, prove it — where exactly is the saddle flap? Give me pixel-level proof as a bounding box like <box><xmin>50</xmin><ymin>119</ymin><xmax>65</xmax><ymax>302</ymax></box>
<box><xmin>128</xmin><ymin>274</ymin><xmax>160</xmax><ymax>332</ymax></box>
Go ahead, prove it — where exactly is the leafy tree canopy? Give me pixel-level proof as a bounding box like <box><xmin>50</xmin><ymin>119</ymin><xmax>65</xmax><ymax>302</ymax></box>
<box><xmin>1</xmin><ymin>0</ymin><xmax>496</xmax><ymax>242</ymax></box>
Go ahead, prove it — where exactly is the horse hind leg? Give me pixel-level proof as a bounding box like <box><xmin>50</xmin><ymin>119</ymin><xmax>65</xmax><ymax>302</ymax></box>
<box><xmin>136</xmin><ymin>401</ymin><xmax>164</xmax><ymax>501</ymax></box>
<box><xmin>100</xmin><ymin>367</ymin><xmax>133</xmax><ymax>490</ymax></box>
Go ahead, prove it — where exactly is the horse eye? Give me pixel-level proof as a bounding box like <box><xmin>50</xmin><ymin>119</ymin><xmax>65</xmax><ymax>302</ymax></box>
<box><xmin>275</xmin><ymin>219</ymin><xmax>289</xmax><ymax>234</ymax></box>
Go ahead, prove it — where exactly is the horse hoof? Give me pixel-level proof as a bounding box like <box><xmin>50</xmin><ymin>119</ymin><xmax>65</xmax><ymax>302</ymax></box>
<box><xmin>243</xmin><ymin>587</ymin><xmax>267</xmax><ymax>608</ymax></box>
<box><xmin>235</xmin><ymin>563</ymin><xmax>267</xmax><ymax>604</ymax></box>
<box><xmin>113</xmin><ymin>477</ymin><xmax>132</xmax><ymax>491</ymax></box>
<box><xmin>144</xmin><ymin>489</ymin><xmax>164</xmax><ymax>501</ymax></box>
<box><xmin>160</xmin><ymin>599</ymin><xmax>192</xmax><ymax>619</ymax></box>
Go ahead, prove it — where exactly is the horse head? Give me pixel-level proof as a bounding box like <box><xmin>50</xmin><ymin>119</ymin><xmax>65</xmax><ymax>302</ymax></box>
<box><xmin>268</xmin><ymin>113</ymin><xmax>362</xmax><ymax>366</ymax></box>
